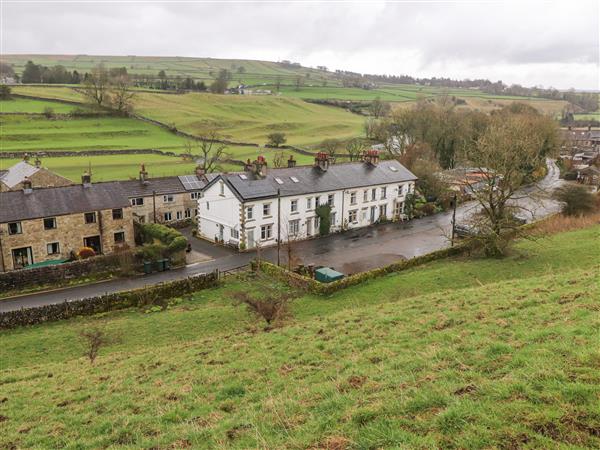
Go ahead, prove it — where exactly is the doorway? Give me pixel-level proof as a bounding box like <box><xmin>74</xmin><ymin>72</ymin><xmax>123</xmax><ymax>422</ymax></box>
<box><xmin>84</xmin><ymin>235</ymin><xmax>102</xmax><ymax>254</ymax></box>
<box><xmin>12</xmin><ymin>247</ymin><xmax>33</xmax><ymax>269</ymax></box>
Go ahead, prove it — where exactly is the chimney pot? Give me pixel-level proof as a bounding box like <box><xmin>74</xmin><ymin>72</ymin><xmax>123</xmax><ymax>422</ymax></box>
<box><xmin>23</xmin><ymin>176</ymin><xmax>33</xmax><ymax>194</ymax></box>
<box><xmin>34</xmin><ymin>157</ymin><xmax>42</xmax><ymax>168</ymax></box>
<box><xmin>287</xmin><ymin>155</ymin><xmax>296</xmax><ymax>168</ymax></box>
<box><xmin>315</xmin><ymin>152</ymin><xmax>329</xmax><ymax>172</ymax></box>
<box><xmin>82</xmin><ymin>171</ymin><xmax>92</xmax><ymax>188</ymax></box>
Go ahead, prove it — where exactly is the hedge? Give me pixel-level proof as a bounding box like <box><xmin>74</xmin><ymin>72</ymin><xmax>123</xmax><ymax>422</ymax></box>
<box><xmin>0</xmin><ymin>271</ymin><xmax>219</xmax><ymax>329</ymax></box>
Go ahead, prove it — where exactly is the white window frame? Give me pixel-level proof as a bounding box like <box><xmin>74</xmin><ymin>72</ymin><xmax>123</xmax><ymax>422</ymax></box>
<box><xmin>260</xmin><ymin>224</ymin><xmax>273</xmax><ymax>240</ymax></box>
<box><xmin>163</xmin><ymin>212</ymin><xmax>172</xmax><ymax>221</ymax></box>
<box><xmin>350</xmin><ymin>192</ymin><xmax>357</xmax><ymax>205</ymax></box>
<box><xmin>246</xmin><ymin>206</ymin><xmax>254</xmax><ymax>220</ymax></box>
<box><xmin>47</xmin><ymin>242</ymin><xmax>60</xmax><ymax>255</ymax></box>
<box><xmin>328</xmin><ymin>194</ymin><xmax>334</xmax><ymax>207</ymax></box>
<box><xmin>289</xmin><ymin>219</ymin><xmax>300</xmax><ymax>236</ymax></box>
<box><xmin>290</xmin><ymin>199</ymin><xmax>298</xmax><ymax>213</ymax></box>
<box><xmin>263</xmin><ymin>203</ymin><xmax>271</xmax><ymax>217</ymax></box>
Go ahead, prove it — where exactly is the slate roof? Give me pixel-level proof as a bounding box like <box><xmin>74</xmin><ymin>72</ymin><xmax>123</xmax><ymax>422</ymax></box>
<box><xmin>0</xmin><ymin>161</ymin><xmax>39</xmax><ymax>189</ymax></box>
<box><xmin>0</xmin><ymin>182</ymin><xmax>130</xmax><ymax>223</ymax></box>
<box><xmin>212</xmin><ymin>160</ymin><xmax>417</xmax><ymax>201</ymax></box>
<box><xmin>118</xmin><ymin>177</ymin><xmax>188</xmax><ymax>197</ymax></box>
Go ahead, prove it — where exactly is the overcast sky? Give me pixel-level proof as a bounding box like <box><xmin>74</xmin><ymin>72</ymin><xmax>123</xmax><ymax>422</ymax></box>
<box><xmin>2</xmin><ymin>0</ymin><xmax>599</xmax><ymax>89</ymax></box>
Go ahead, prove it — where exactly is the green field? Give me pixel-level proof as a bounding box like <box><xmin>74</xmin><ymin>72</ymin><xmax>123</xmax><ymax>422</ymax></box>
<box><xmin>574</xmin><ymin>112</ymin><xmax>600</xmax><ymax>120</ymax></box>
<box><xmin>0</xmin><ymin>114</ymin><xmax>189</xmax><ymax>153</ymax></box>
<box><xmin>0</xmin><ymin>97</ymin><xmax>84</xmax><ymax>114</ymax></box>
<box><xmin>4</xmin><ymin>54</ymin><xmax>340</xmax><ymax>87</ymax></box>
<box><xmin>1</xmin><ymin>226</ymin><xmax>598</xmax><ymax>448</ymax></box>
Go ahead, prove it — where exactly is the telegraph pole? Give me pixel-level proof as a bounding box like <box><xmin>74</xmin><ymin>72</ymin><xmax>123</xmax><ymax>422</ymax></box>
<box><xmin>277</xmin><ymin>188</ymin><xmax>281</xmax><ymax>266</ymax></box>
<box><xmin>152</xmin><ymin>190</ymin><xmax>157</xmax><ymax>223</ymax></box>
<box><xmin>451</xmin><ymin>193</ymin><xmax>457</xmax><ymax>246</ymax></box>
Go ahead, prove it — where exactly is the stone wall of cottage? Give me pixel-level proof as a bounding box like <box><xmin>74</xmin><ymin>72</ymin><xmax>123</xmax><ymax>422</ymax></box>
<box><xmin>0</xmin><ymin>207</ymin><xmax>135</xmax><ymax>271</ymax></box>
<box><xmin>129</xmin><ymin>192</ymin><xmax>199</xmax><ymax>223</ymax></box>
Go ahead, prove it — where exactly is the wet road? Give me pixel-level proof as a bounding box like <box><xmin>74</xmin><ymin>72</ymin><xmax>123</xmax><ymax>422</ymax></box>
<box><xmin>0</xmin><ymin>160</ymin><xmax>562</xmax><ymax>312</ymax></box>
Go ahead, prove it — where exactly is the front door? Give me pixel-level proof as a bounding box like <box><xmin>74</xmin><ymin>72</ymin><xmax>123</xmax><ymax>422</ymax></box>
<box><xmin>12</xmin><ymin>247</ymin><xmax>33</xmax><ymax>269</ymax></box>
<box><xmin>218</xmin><ymin>224</ymin><xmax>224</xmax><ymax>241</ymax></box>
<box><xmin>370</xmin><ymin>206</ymin><xmax>377</xmax><ymax>223</ymax></box>
<box><xmin>84</xmin><ymin>235</ymin><xmax>102</xmax><ymax>254</ymax></box>
<box><xmin>306</xmin><ymin>218</ymin><xmax>312</xmax><ymax>236</ymax></box>
<box><xmin>379</xmin><ymin>204</ymin><xmax>387</xmax><ymax>220</ymax></box>
<box><xmin>247</xmin><ymin>229</ymin><xmax>255</xmax><ymax>249</ymax></box>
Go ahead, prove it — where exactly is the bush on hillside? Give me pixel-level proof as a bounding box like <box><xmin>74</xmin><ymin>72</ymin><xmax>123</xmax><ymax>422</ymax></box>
<box><xmin>553</xmin><ymin>185</ymin><xmax>597</xmax><ymax>216</ymax></box>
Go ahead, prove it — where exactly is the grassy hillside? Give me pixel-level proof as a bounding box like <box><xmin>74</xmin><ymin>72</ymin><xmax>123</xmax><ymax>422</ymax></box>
<box><xmin>3</xmin><ymin>54</ymin><xmax>338</xmax><ymax>87</ymax></box>
<box><xmin>1</xmin><ymin>226</ymin><xmax>598</xmax><ymax>449</ymax></box>
<box><xmin>0</xmin><ymin>97</ymin><xmax>83</xmax><ymax>114</ymax></box>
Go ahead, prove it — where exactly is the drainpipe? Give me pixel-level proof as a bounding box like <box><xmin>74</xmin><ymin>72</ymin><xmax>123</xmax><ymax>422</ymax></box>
<box><xmin>98</xmin><ymin>210</ymin><xmax>104</xmax><ymax>254</ymax></box>
<box><xmin>341</xmin><ymin>189</ymin><xmax>346</xmax><ymax>231</ymax></box>
<box><xmin>0</xmin><ymin>228</ymin><xmax>6</xmax><ymax>272</ymax></box>
<box><xmin>152</xmin><ymin>190</ymin><xmax>157</xmax><ymax>223</ymax></box>
<box><xmin>277</xmin><ymin>188</ymin><xmax>281</xmax><ymax>266</ymax></box>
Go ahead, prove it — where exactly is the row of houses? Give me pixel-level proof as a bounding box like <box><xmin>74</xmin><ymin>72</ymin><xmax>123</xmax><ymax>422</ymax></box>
<box><xmin>0</xmin><ymin>151</ymin><xmax>417</xmax><ymax>271</ymax></box>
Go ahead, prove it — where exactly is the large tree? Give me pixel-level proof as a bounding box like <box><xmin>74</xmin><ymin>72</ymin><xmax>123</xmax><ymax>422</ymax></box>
<box><xmin>345</xmin><ymin>138</ymin><xmax>367</xmax><ymax>161</ymax></box>
<box><xmin>82</xmin><ymin>65</ymin><xmax>110</xmax><ymax>108</ymax></box>
<box><xmin>195</xmin><ymin>131</ymin><xmax>229</xmax><ymax>173</ymax></box>
<box><xmin>460</xmin><ymin>113</ymin><xmax>555</xmax><ymax>256</ymax></box>
<box><xmin>110</xmin><ymin>74</ymin><xmax>136</xmax><ymax>114</ymax></box>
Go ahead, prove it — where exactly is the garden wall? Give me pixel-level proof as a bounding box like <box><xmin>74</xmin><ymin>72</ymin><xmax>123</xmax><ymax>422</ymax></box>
<box><xmin>0</xmin><ymin>271</ymin><xmax>219</xmax><ymax>329</ymax></box>
<box><xmin>0</xmin><ymin>252</ymin><xmax>132</xmax><ymax>292</ymax></box>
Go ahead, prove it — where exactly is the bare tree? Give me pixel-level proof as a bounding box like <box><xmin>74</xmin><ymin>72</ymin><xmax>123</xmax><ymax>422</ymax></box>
<box><xmin>79</xmin><ymin>327</ymin><xmax>108</xmax><ymax>364</ymax></box>
<box><xmin>321</xmin><ymin>138</ymin><xmax>340</xmax><ymax>159</ymax></box>
<box><xmin>110</xmin><ymin>74</ymin><xmax>136</xmax><ymax>114</ymax></box>
<box><xmin>82</xmin><ymin>64</ymin><xmax>110</xmax><ymax>108</ymax></box>
<box><xmin>461</xmin><ymin>113</ymin><xmax>552</xmax><ymax>256</ymax></box>
<box><xmin>346</xmin><ymin>138</ymin><xmax>367</xmax><ymax>162</ymax></box>
<box><xmin>195</xmin><ymin>131</ymin><xmax>229</xmax><ymax>173</ymax></box>
<box><xmin>369</xmin><ymin>96</ymin><xmax>391</xmax><ymax>118</ymax></box>
<box><xmin>231</xmin><ymin>278</ymin><xmax>294</xmax><ymax>330</ymax></box>
<box><xmin>272</xmin><ymin>151</ymin><xmax>285</xmax><ymax>168</ymax></box>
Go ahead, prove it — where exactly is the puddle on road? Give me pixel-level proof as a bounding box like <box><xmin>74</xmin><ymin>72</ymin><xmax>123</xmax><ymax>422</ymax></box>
<box><xmin>340</xmin><ymin>253</ymin><xmax>406</xmax><ymax>275</ymax></box>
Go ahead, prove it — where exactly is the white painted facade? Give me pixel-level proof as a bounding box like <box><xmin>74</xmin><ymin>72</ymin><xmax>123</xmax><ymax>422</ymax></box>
<box><xmin>198</xmin><ymin>176</ymin><xmax>415</xmax><ymax>250</ymax></box>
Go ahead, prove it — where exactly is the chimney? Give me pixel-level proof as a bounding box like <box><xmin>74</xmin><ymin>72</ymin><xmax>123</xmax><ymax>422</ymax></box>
<box><xmin>22</xmin><ymin>176</ymin><xmax>33</xmax><ymax>194</ymax></box>
<box><xmin>588</xmin><ymin>125</ymin><xmax>592</xmax><ymax>131</ymax></box>
<box><xmin>34</xmin><ymin>157</ymin><xmax>42</xmax><ymax>169</ymax></box>
<box><xmin>363</xmin><ymin>149</ymin><xmax>379</xmax><ymax>166</ymax></box>
<box><xmin>82</xmin><ymin>171</ymin><xmax>92</xmax><ymax>188</ymax></box>
<box><xmin>287</xmin><ymin>155</ymin><xmax>296</xmax><ymax>168</ymax></box>
<box><xmin>315</xmin><ymin>152</ymin><xmax>329</xmax><ymax>172</ymax></box>
<box><xmin>139</xmin><ymin>164</ymin><xmax>149</xmax><ymax>184</ymax></box>
<box><xmin>195</xmin><ymin>165</ymin><xmax>206</xmax><ymax>178</ymax></box>
<box><xmin>253</xmin><ymin>155</ymin><xmax>267</xmax><ymax>178</ymax></box>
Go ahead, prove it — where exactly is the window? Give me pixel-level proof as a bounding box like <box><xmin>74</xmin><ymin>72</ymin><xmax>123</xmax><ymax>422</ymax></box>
<box><xmin>131</xmin><ymin>197</ymin><xmax>144</xmax><ymax>206</ymax></box>
<box><xmin>185</xmin><ymin>208</ymin><xmax>192</xmax><ymax>219</ymax></box>
<box><xmin>331</xmin><ymin>212</ymin><xmax>336</xmax><ymax>225</ymax></box>
<box><xmin>246</xmin><ymin>206</ymin><xmax>254</xmax><ymax>220</ymax></box>
<box><xmin>306</xmin><ymin>197</ymin><xmax>313</xmax><ymax>210</ymax></box>
<box><xmin>290</xmin><ymin>199</ymin><xmax>298</xmax><ymax>213</ymax></box>
<box><xmin>371</xmin><ymin>188</ymin><xmax>377</xmax><ymax>201</ymax></box>
<box><xmin>398</xmin><ymin>184</ymin><xmax>404</xmax><ymax>197</ymax></box>
<box><xmin>190</xmin><ymin>192</ymin><xmax>201</xmax><ymax>200</ymax></box>
<box><xmin>84</xmin><ymin>212</ymin><xmax>96</xmax><ymax>224</ymax></box>
<box><xmin>350</xmin><ymin>192</ymin><xmax>357</xmax><ymax>205</ymax></box>
<box><xmin>328</xmin><ymin>194</ymin><xmax>334</xmax><ymax>207</ymax></box>
<box><xmin>112</xmin><ymin>208</ymin><xmax>123</xmax><ymax>220</ymax></box>
<box><xmin>163</xmin><ymin>212</ymin><xmax>172</xmax><ymax>221</ymax></box>
<box><xmin>219</xmin><ymin>181</ymin><xmax>225</xmax><ymax>196</ymax></box>
<box><xmin>263</xmin><ymin>203</ymin><xmax>271</xmax><ymax>217</ymax></box>
<box><xmin>363</xmin><ymin>190</ymin><xmax>368</xmax><ymax>202</ymax></box>
<box><xmin>231</xmin><ymin>228</ymin><xmax>240</xmax><ymax>240</ymax></box>
<box><xmin>47</xmin><ymin>242</ymin><xmax>60</xmax><ymax>255</ymax></box>
<box><xmin>260</xmin><ymin>224</ymin><xmax>273</xmax><ymax>240</ymax></box>
<box><xmin>289</xmin><ymin>219</ymin><xmax>300</xmax><ymax>236</ymax></box>
<box><xmin>206</xmin><ymin>201</ymin><xmax>210</xmax><ymax>210</ymax></box>
<box><xmin>114</xmin><ymin>231</ymin><xmax>125</xmax><ymax>243</ymax></box>
<box><xmin>315</xmin><ymin>195</ymin><xmax>321</xmax><ymax>206</ymax></box>
<box><xmin>8</xmin><ymin>222</ymin><xmax>22</xmax><ymax>235</ymax></box>
<box><xmin>163</xmin><ymin>194</ymin><xmax>174</xmax><ymax>203</ymax></box>
<box><xmin>348</xmin><ymin>210</ymin><xmax>358</xmax><ymax>223</ymax></box>
<box><xmin>176</xmin><ymin>211</ymin><xmax>183</xmax><ymax>220</ymax></box>
<box><xmin>361</xmin><ymin>208</ymin><xmax>368</xmax><ymax>221</ymax></box>
<box><xmin>275</xmin><ymin>177</ymin><xmax>284</xmax><ymax>185</ymax></box>
<box><xmin>381</xmin><ymin>187</ymin><xmax>387</xmax><ymax>199</ymax></box>
<box><xmin>290</xmin><ymin>176</ymin><xmax>299</xmax><ymax>183</ymax></box>
<box><xmin>43</xmin><ymin>217</ymin><xmax>56</xmax><ymax>230</ymax></box>
<box><xmin>379</xmin><ymin>204</ymin><xmax>387</xmax><ymax>219</ymax></box>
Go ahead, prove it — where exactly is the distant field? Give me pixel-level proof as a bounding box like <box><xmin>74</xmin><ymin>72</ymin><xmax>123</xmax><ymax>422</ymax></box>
<box><xmin>574</xmin><ymin>112</ymin><xmax>600</xmax><ymax>120</ymax></box>
<box><xmin>3</xmin><ymin>54</ymin><xmax>341</xmax><ymax>87</ymax></box>
<box><xmin>10</xmin><ymin>85</ymin><xmax>86</xmax><ymax>102</ymax></box>
<box><xmin>1</xmin><ymin>154</ymin><xmax>198</xmax><ymax>181</ymax></box>
<box><xmin>0</xmin><ymin>114</ymin><xmax>189</xmax><ymax>153</ymax></box>
<box><xmin>132</xmin><ymin>91</ymin><xmax>365</xmax><ymax>147</ymax></box>
<box><xmin>0</xmin><ymin>97</ymin><xmax>84</xmax><ymax>114</ymax></box>
<box><xmin>1</xmin><ymin>226</ymin><xmax>598</xmax><ymax>448</ymax></box>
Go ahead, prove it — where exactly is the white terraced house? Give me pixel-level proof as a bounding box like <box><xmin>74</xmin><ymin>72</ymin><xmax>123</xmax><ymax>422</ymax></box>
<box><xmin>197</xmin><ymin>151</ymin><xmax>417</xmax><ymax>250</ymax></box>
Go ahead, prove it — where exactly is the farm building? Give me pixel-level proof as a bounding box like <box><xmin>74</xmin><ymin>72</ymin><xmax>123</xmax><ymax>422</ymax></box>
<box><xmin>0</xmin><ymin>159</ymin><xmax>71</xmax><ymax>192</ymax></box>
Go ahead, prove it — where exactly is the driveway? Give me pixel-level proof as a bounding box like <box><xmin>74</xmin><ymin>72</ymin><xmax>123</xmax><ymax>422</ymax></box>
<box><xmin>0</xmin><ymin>160</ymin><xmax>562</xmax><ymax>312</ymax></box>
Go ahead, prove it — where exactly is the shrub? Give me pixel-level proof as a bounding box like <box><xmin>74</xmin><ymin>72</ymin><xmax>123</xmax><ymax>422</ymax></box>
<box><xmin>166</xmin><ymin>235</ymin><xmax>187</xmax><ymax>253</ymax></box>
<box><xmin>79</xmin><ymin>327</ymin><xmax>108</xmax><ymax>364</ymax></box>
<box><xmin>136</xmin><ymin>243</ymin><xmax>165</xmax><ymax>261</ymax></box>
<box><xmin>42</xmin><ymin>106</ymin><xmax>54</xmax><ymax>119</ymax></box>
<box><xmin>267</xmin><ymin>132</ymin><xmax>286</xmax><ymax>147</ymax></box>
<box><xmin>315</xmin><ymin>204</ymin><xmax>331</xmax><ymax>236</ymax></box>
<box><xmin>77</xmin><ymin>247</ymin><xmax>96</xmax><ymax>259</ymax></box>
<box><xmin>553</xmin><ymin>185</ymin><xmax>597</xmax><ymax>216</ymax></box>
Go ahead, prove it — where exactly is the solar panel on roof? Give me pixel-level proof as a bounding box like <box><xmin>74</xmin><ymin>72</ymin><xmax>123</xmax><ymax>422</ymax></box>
<box><xmin>275</xmin><ymin>177</ymin><xmax>284</xmax><ymax>185</ymax></box>
<box><xmin>178</xmin><ymin>175</ymin><xmax>204</xmax><ymax>190</ymax></box>
<box><xmin>290</xmin><ymin>176</ymin><xmax>299</xmax><ymax>183</ymax></box>
<box><xmin>239</xmin><ymin>174</ymin><xmax>248</xmax><ymax>180</ymax></box>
